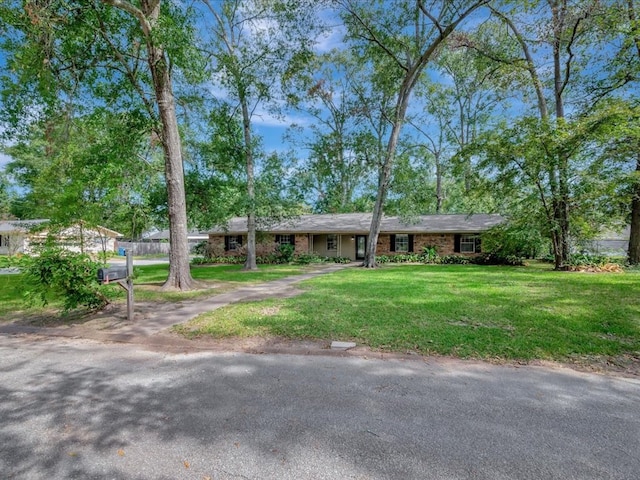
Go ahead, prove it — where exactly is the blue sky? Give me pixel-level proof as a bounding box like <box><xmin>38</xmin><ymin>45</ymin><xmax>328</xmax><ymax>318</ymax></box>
<box><xmin>0</xmin><ymin>152</ymin><xmax>10</xmax><ymax>170</ymax></box>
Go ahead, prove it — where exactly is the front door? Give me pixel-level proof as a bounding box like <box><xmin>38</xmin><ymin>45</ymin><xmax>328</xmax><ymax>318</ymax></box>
<box><xmin>355</xmin><ymin>235</ymin><xmax>367</xmax><ymax>260</ymax></box>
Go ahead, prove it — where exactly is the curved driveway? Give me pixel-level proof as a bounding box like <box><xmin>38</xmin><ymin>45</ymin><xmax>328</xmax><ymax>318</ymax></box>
<box><xmin>1</xmin><ymin>336</ymin><xmax>639</xmax><ymax>479</ymax></box>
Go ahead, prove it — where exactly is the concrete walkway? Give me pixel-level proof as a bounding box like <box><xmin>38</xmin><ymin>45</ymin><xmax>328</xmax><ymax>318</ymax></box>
<box><xmin>0</xmin><ymin>262</ymin><xmax>355</xmax><ymax>347</ymax></box>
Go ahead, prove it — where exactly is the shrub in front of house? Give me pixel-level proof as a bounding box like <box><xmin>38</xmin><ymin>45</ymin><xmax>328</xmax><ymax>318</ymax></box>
<box><xmin>276</xmin><ymin>243</ymin><xmax>295</xmax><ymax>263</ymax></box>
<box><xmin>437</xmin><ymin>255</ymin><xmax>471</xmax><ymax>265</ymax></box>
<box><xmin>471</xmin><ymin>253</ymin><xmax>525</xmax><ymax>266</ymax></box>
<box><xmin>22</xmin><ymin>247</ymin><xmax>108</xmax><ymax>311</ymax></box>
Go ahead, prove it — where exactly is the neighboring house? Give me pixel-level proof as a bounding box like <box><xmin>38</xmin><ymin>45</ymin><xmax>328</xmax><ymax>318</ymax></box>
<box><xmin>581</xmin><ymin>227</ymin><xmax>630</xmax><ymax>257</ymax></box>
<box><xmin>0</xmin><ymin>219</ymin><xmax>121</xmax><ymax>255</ymax></box>
<box><xmin>207</xmin><ymin>213</ymin><xmax>505</xmax><ymax>261</ymax></box>
<box><xmin>0</xmin><ymin>219</ymin><xmax>49</xmax><ymax>255</ymax></box>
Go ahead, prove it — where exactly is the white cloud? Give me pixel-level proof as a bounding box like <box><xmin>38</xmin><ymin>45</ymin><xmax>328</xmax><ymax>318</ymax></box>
<box><xmin>314</xmin><ymin>23</ymin><xmax>346</xmax><ymax>53</ymax></box>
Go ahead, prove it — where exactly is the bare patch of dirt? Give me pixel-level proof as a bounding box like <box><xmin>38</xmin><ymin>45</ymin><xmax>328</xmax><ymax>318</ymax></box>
<box><xmin>259</xmin><ymin>306</ymin><xmax>281</xmax><ymax>316</ymax></box>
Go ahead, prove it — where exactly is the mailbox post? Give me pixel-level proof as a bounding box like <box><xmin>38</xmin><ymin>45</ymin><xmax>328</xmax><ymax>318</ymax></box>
<box><xmin>125</xmin><ymin>249</ymin><xmax>133</xmax><ymax>321</ymax></box>
<box><xmin>97</xmin><ymin>249</ymin><xmax>134</xmax><ymax>321</ymax></box>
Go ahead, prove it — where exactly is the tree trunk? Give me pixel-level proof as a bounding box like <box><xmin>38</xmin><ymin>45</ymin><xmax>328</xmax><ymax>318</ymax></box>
<box><xmin>101</xmin><ymin>0</ymin><xmax>194</xmax><ymax>290</ymax></box>
<box><xmin>363</xmin><ymin>98</ymin><xmax>407</xmax><ymax>268</ymax></box>
<box><xmin>144</xmin><ymin>2</ymin><xmax>193</xmax><ymax>290</ymax></box>
<box><xmin>629</xmin><ymin>155</ymin><xmax>640</xmax><ymax>264</ymax></box>
<box><xmin>155</xmin><ymin>63</ymin><xmax>194</xmax><ymax>290</ymax></box>
<box><xmin>435</xmin><ymin>152</ymin><xmax>443</xmax><ymax>213</ymax></box>
<box><xmin>627</xmin><ymin>1</ymin><xmax>640</xmax><ymax>265</ymax></box>
<box><xmin>354</xmin><ymin>0</ymin><xmax>488</xmax><ymax>267</ymax></box>
<box><xmin>551</xmin><ymin>0</ymin><xmax>571</xmax><ymax>270</ymax></box>
<box><xmin>240</xmin><ymin>94</ymin><xmax>257</xmax><ymax>271</ymax></box>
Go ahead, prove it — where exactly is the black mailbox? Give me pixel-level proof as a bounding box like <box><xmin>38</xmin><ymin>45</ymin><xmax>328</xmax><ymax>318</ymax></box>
<box><xmin>97</xmin><ymin>266</ymin><xmax>129</xmax><ymax>283</ymax></box>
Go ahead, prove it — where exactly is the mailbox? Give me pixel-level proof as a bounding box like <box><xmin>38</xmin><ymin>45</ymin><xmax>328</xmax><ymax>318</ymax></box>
<box><xmin>97</xmin><ymin>266</ymin><xmax>129</xmax><ymax>283</ymax></box>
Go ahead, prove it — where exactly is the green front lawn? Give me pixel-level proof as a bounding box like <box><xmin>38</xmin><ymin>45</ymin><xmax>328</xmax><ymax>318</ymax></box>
<box><xmin>0</xmin><ymin>274</ymin><xmax>31</xmax><ymax>318</ymax></box>
<box><xmin>0</xmin><ymin>263</ymin><xmax>308</xmax><ymax>319</ymax></box>
<box><xmin>131</xmin><ymin>263</ymin><xmax>307</xmax><ymax>302</ymax></box>
<box><xmin>176</xmin><ymin>264</ymin><xmax>640</xmax><ymax>362</ymax></box>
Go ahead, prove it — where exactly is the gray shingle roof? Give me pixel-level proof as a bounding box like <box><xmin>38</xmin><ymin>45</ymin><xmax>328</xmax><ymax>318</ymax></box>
<box><xmin>0</xmin><ymin>219</ymin><xmax>49</xmax><ymax>233</ymax></box>
<box><xmin>208</xmin><ymin>213</ymin><xmax>504</xmax><ymax>235</ymax></box>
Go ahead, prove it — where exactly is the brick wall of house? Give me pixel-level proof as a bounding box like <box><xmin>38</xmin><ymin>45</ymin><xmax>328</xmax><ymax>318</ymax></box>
<box><xmin>414</xmin><ymin>234</ymin><xmax>456</xmax><ymax>255</ymax></box>
<box><xmin>210</xmin><ymin>232</ymin><xmax>477</xmax><ymax>258</ymax></box>
<box><xmin>208</xmin><ymin>233</ymin><xmax>309</xmax><ymax>257</ymax></box>
<box><xmin>208</xmin><ymin>235</ymin><xmax>227</xmax><ymax>256</ymax></box>
<box><xmin>295</xmin><ymin>234</ymin><xmax>309</xmax><ymax>254</ymax></box>
<box><xmin>376</xmin><ymin>233</ymin><xmax>460</xmax><ymax>256</ymax></box>
<box><xmin>376</xmin><ymin>234</ymin><xmax>391</xmax><ymax>254</ymax></box>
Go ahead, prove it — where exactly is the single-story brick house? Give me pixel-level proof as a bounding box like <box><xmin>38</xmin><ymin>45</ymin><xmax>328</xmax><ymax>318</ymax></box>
<box><xmin>207</xmin><ymin>213</ymin><xmax>505</xmax><ymax>261</ymax></box>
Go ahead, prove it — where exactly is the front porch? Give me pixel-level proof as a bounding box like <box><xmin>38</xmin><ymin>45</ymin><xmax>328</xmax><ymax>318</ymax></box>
<box><xmin>309</xmin><ymin>234</ymin><xmax>366</xmax><ymax>261</ymax></box>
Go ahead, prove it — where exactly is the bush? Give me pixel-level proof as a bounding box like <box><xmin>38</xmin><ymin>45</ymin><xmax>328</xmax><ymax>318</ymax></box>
<box><xmin>471</xmin><ymin>253</ymin><xmax>525</xmax><ymax>266</ymax></box>
<box><xmin>192</xmin><ymin>240</ymin><xmax>208</xmax><ymax>256</ymax></box>
<box><xmin>482</xmin><ymin>222</ymin><xmax>546</xmax><ymax>259</ymax></box>
<box><xmin>437</xmin><ymin>255</ymin><xmax>471</xmax><ymax>265</ymax></box>
<box><xmin>276</xmin><ymin>243</ymin><xmax>295</xmax><ymax>263</ymax></box>
<box><xmin>22</xmin><ymin>247</ymin><xmax>108</xmax><ymax>311</ymax></box>
<box><xmin>0</xmin><ymin>254</ymin><xmax>30</xmax><ymax>269</ymax></box>
<box><xmin>566</xmin><ymin>253</ymin><xmax>612</xmax><ymax>268</ymax></box>
<box><xmin>293</xmin><ymin>253</ymin><xmax>326</xmax><ymax>265</ymax></box>
<box><xmin>332</xmin><ymin>256</ymin><xmax>352</xmax><ymax>264</ymax></box>
<box><xmin>421</xmin><ymin>245</ymin><xmax>439</xmax><ymax>263</ymax></box>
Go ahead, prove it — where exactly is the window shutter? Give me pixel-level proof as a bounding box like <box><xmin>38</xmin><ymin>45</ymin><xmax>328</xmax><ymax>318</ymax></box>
<box><xmin>454</xmin><ymin>234</ymin><xmax>461</xmax><ymax>253</ymax></box>
<box><xmin>237</xmin><ymin>235</ymin><xmax>243</xmax><ymax>246</ymax></box>
<box><xmin>224</xmin><ymin>236</ymin><xmax>230</xmax><ymax>251</ymax></box>
<box><xmin>290</xmin><ymin>234</ymin><xmax>295</xmax><ymax>246</ymax></box>
<box><xmin>408</xmin><ymin>234</ymin><xmax>414</xmax><ymax>253</ymax></box>
<box><xmin>475</xmin><ymin>235</ymin><xmax>481</xmax><ymax>253</ymax></box>
<box><xmin>390</xmin><ymin>234</ymin><xmax>396</xmax><ymax>252</ymax></box>
<box><xmin>275</xmin><ymin>234</ymin><xmax>281</xmax><ymax>244</ymax></box>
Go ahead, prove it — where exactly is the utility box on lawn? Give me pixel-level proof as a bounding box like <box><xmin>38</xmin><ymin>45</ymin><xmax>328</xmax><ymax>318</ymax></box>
<box><xmin>97</xmin><ymin>266</ymin><xmax>128</xmax><ymax>284</ymax></box>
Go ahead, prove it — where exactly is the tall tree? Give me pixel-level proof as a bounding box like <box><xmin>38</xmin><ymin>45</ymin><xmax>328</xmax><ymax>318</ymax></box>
<box><xmin>614</xmin><ymin>0</ymin><xmax>640</xmax><ymax>263</ymax></box>
<box><xmin>201</xmin><ymin>0</ymin><xmax>319</xmax><ymax>270</ymax></box>
<box><xmin>286</xmin><ymin>50</ymin><xmax>378</xmax><ymax>213</ymax></box>
<box><xmin>340</xmin><ymin>0</ymin><xmax>490</xmax><ymax>267</ymax></box>
<box><xmin>467</xmin><ymin>0</ymin><xmax>606</xmax><ymax>268</ymax></box>
<box><xmin>0</xmin><ymin>0</ymin><xmax>200</xmax><ymax>289</ymax></box>
<box><xmin>101</xmin><ymin>0</ymin><xmax>195</xmax><ymax>288</ymax></box>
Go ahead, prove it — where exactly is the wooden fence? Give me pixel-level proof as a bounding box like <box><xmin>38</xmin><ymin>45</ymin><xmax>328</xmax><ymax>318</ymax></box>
<box><xmin>116</xmin><ymin>242</ymin><xmax>172</xmax><ymax>256</ymax></box>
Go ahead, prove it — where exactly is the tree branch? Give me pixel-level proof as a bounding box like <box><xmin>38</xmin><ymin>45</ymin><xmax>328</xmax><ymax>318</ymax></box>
<box><xmin>100</xmin><ymin>0</ymin><xmax>152</xmax><ymax>39</ymax></box>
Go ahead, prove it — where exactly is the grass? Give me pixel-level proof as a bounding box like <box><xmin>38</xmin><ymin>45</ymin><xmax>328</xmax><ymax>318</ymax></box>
<box><xmin>0</xmin><ymin>274</ymin><xmax>33</xmax><ymax>319</ymax></box>
<box><xmin>0</xmin><ymin>263</ymin><xmax>309</xmax><ymax>320</ymax></box>
<box><xmin>130</xmin><ymin>263</ymin><xmax>307</xmax><ymax>302</ymax></box>
<box><xmin>176</xmin><ymin>263</ymin><xmax>640</xmax><ymax>362</ymax></box>
<box><xmin>4</xmin><ymin>261</ymin><xmax>640</xmax><ymax>364</ymax></box>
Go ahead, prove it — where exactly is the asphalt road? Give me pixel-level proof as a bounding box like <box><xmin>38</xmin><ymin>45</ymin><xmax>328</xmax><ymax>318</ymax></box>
<box><xmin>1</xmin><ymin>336</ymin><xmax>639</xmax><ymax>480</ymax></box>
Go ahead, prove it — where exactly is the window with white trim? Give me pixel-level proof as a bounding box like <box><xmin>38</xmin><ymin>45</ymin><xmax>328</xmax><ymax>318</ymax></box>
<box><xmin>229</xmin><ymin>235</ymin><xmax>241</xmax><ymax>250</ymax></box>
<box><xmin>395</xmin><ymin>234</ymin><xmax>409</xmax><ymax>252</ymax></box>
<box><xmin>327</xmin><ymin>234</ymin><xmax>337</xmax><ymax>251</ymax></box>
<box><xmin>225</xmin><ymin>235</ymin><xmax>243</xmax><ymax>251</ymax></box>
<box><xmin>276</xmin><ymin>234</ymin><xmax>293</xmax><ymax>245</ymax></box>
<box><xmin>460</xmin><ymin>235</ymin><xmax>477</xmax><ymax>253</ymax></box>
